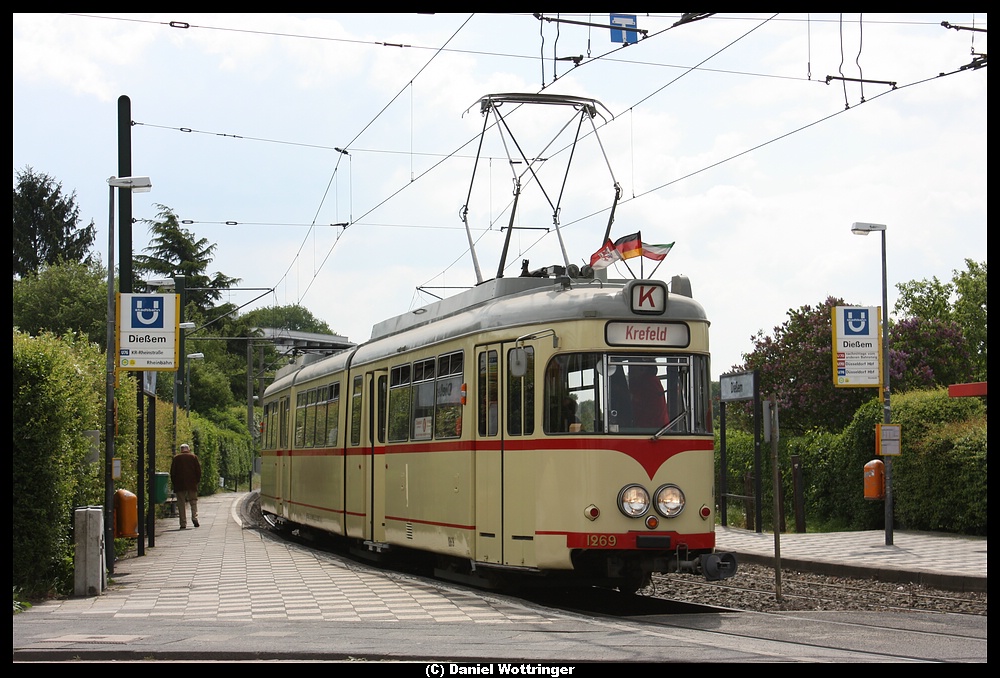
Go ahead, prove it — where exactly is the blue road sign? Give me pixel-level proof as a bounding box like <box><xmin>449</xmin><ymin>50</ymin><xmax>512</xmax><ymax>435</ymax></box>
<box><xmin>610</xmin><ymin>14</ymin><xmax>638</xmax><ymax>44</ymax></box>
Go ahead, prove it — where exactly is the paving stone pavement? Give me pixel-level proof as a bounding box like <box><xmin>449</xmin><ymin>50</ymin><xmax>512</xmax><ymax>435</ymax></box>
<box><xmin>29</xmin><ymin>493</ymin><xmax>553</xmax><ymax>624</ymax></box>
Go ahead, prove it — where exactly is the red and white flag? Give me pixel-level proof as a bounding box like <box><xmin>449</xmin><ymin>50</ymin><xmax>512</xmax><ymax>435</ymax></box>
<box><xmin>589</xmin><ymin>239</ymin><xmax>621</xmax><ymax>269</ymax></box>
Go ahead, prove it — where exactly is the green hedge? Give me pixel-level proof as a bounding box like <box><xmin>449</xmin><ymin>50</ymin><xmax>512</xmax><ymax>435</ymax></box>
<box><xmin>717</xmin><ymin>388</ymin><xmax>987</xmax><ymax>535</ymax></box>
<box><xmin>13</xmin><ymin>331</ymin><xmax>103</xmax><ymax>596</ymax></box>
<box><xmin>13</xmin><ymin>329</ymin><xmax>253</xmax><ymax>598</ymax></box>
<box><xmin>183</xmin><ymin>412</ymin><xmax>254</xmax><ymax>494</ymax></box>
<box><xmin>893</xmin><ymin>413</ymin><xmax>987</xmax><ymax>534</ymax></box>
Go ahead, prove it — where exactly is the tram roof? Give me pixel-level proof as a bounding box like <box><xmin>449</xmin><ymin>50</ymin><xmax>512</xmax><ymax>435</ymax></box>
<box><xmin>267</xmin><ymin>274</ymin><xmax>707</xmax><ymax>393</ymax></box>
<box><xmin>358</xmin><ymin>274</ymin><xmax>707</xmax><ymax>361</ymax></box>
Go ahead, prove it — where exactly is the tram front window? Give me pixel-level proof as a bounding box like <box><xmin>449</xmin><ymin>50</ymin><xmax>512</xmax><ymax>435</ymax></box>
<box><xmin>543</xmin><ymin>353</ymin><xmax>711</xmax><ymax>435</ymax></box>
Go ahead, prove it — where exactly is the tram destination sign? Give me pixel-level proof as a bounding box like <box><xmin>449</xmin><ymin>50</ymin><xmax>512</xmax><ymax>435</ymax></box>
<box><xmin>605</xmin><ymin>321</ymin><xmax>689</xmax><ymax>347</ymax></box>
<box><xmin>117</xmin><ymin>293</ymin><xmax>180</xmax><ymax>371</ymax></box>
<box><xmin>832</xmin><ymin>306</ymin><xmax>881</xmax><ymax>387</ymax></box>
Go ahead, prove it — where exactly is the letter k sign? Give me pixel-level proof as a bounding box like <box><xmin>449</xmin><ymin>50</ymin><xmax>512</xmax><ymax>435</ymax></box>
<box><xmin>631</xmin><ymin>282</ymin><xmax>665</xmax><ymax>313</ymax></box>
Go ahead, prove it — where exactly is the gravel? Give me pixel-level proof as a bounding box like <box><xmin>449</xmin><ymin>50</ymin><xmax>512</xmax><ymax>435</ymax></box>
<box><xmin>645</xmin><ymin>562</ymin><xmax>987</xmax><ymax>615</ymax></box>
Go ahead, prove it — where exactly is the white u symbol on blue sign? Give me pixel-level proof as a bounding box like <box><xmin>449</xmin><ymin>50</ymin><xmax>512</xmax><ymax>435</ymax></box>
<box><xmin>132</xmin><ymin>297</ymin><xmax>163</xmax><ymax>328</ymax></box>
<box><xmin>844</xmin><ymin>308</ymin><xmax>869</xmax><ymax>335</ymax></box>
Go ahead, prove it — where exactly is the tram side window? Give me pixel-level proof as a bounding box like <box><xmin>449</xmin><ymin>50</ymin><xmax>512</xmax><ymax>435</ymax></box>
<box><xmin>350</xmin><ymin>375</ymin><xmax>363</xmax><ymax>446</ymax></box>
<box><xmin>316</xmin><ymin>387</ymin><xmax>327</xmax><ymax>447</ymax></box>
<box><xmin>435</xmin><ymin>351</ymin><xmax>463</xmax><ymax>439</ymax></box>
<box><xmin>322</xmin><ymin>382</ymin><xmax>340</xmax><ymax>447</ymax></box>
<box><xmin>411</xmin><ymin>358</ymin><xmax>435</xmax><ymax>440</ymax></box>
<box><xmin>270</xmin><ymin>402</ymin><xmax>277</xmax><ymax>449</ymax></box>
<box><xmin>295</xmin><ymin>391</ymin><xmax>308</xmax><ymax>447</ymax></box>
<box><xmin>316</xmin><ymin>392</ymin><xmax>326</xmax><ymax>447</ymax></box>
<box><xmin>692</xmin><ymin>355</ymin><xmax>712</xmax><ymax>434</ymax></box>
<box><xmin>280</xmin><ymin>397</ymin><xmax>289</xmax><ymax>448</ymax></box>
<box><xmin>377</xmin><ymin>375</ymin><xmax>387</xmax><ymax>443</ymax></box>
<box><xmin>507</xmin><ymin>347</ymin><xmax>534</xmax><ymax>436</ymax></box>
<box><xmin>388</xmin><ymin>364</ymin><xmax>411</xmax><ymax>442</ymax></box>
<box><xmin>544</xmin><ymin>353</ymin><xmax>601</xmax><ymax>434</ymax></box>
<box><xmin>271</xmin><ymin>403</ymin><xmax>278</xmax><ymax>449</ymax></box>
<box><xmin>262</xmin><ymin>402</ymin><xmax>273</xmax><ymax>450</ymax></box>
<box><xmin>304</xmin><ymin>387</ymin><xmax>319</xmax><ymax>447</ymax></box>
<box><xmin>478</xmin><ymin>351</ymin><xmax>499</xmax><ymax>436</ymax></box>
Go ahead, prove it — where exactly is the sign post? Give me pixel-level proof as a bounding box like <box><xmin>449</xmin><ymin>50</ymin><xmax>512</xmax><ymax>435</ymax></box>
<box><xmin>719</xmin><ymin>370</ymin><xmax>761</xmax><ymax>531</ymax></box>
<box><xmin>832</xmin><ymin>306</ymin><xmax>881</xmax><ymax>387</ymax></box>
<box><xmin>833</xmin><ymin>303</ymin><xmax>896</xmax><ymax>544</ymax></box>
<box><xmin>117</xmin><ymin>293</ymin><xmax>181</xmax><ymax>372</ymax></box>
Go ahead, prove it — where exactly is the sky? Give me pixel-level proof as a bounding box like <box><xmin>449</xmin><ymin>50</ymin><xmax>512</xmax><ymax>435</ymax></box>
<box><xmin>13</xmin><ymin>13</ymin><xmax>988</xmax><ymax>379</ymax></box>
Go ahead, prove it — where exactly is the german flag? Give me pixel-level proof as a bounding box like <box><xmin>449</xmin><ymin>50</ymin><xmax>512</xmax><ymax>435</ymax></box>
<box><xmin>613</xmin><ymin>232</ymin><xmax>642</xmax><ymax>260</ymax></box>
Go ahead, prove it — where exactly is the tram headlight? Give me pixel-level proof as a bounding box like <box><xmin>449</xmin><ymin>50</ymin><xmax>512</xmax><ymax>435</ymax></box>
<box><xmin>654</xmin><ymin>484</ymin><xmax>686</xmax><ymax>518</ymax></box>
<box><xmin>618</xmin><ymin>484</ymin><xmax>650</xmax><ymax>518</ymax></box>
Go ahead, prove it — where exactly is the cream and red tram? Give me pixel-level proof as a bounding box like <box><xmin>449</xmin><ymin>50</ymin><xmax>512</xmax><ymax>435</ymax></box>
<box><xmin>260</xmin><ymin>271</ymin><xmax>737</xmax><ymax>591</ymax></box>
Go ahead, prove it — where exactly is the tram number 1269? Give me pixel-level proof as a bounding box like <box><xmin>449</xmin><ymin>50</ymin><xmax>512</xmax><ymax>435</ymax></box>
<box><xmin>586</xmin><ymin>534</ymin><xmax>619</xmax><ymax>548</ymax></box>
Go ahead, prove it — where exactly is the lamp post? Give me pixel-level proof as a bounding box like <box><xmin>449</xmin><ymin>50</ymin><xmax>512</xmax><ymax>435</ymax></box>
<box><xmin>851</xmin><ymin>221</ymin><xmax>892</xmax><ymax>546</ymax></box>
<box><xmin>105</xmin><ymin>176</ymin><xmax>151</xmax><ymax>576</ymax></box>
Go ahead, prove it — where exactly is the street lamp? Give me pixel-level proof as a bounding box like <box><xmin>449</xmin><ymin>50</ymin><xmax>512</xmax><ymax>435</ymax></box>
<box><xmin>851</xmin><ymin>221</ymin><xmax>893</xmax><ymax>546</ymax></box>
<box><xmin>104</xmin><ymin>176</ymin><xmax>152</xmax><ymax>577</ymax></box>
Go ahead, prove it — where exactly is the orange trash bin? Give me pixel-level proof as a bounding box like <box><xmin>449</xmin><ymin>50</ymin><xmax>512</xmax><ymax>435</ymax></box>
<box><xmin>863</xmin><ymin>459</ymin><xmax>885</xmax><ymax>500</ymax></box>
<box><xmin>114</xmin><ymin>489</ymin><xmax>139</xmax><ymax>538</ymax></box>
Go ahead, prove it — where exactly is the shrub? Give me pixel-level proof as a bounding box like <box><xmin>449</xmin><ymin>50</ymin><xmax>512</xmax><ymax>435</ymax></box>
<box><xmin>13</xmin><ymin>331</ymin><xmax>103</xmax><ymax>596</ymax></box>
<box><xmin>716</xmin><ymin>388</ymin><xmax>986</xmax><ymax>535</ymax></box>
<box><xmin>894</xmin><ymin>415</ymin><xmax>987</xmax><ymax>535</ymax></box>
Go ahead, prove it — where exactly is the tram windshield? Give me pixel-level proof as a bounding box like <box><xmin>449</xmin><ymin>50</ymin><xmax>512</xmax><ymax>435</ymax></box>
<box><xmin>542</xmin><ymin>353</ymin><xmax>711</xmax><ymax>436</ymax></box>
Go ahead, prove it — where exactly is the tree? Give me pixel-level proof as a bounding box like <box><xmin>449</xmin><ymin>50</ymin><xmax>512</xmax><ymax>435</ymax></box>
<box><xmin>184</xmin><ymin>301</ymin><xmax>263</xmax><ymax>409</ymax></box>
<box><xmin>13</xmin><ymin>259</ymin><xmax>109</xmax><ymax>348</ymax></box>
<box><xmin>894</xmin><ymin>259</ymin><xmax>986</xmax><ymax>382</ymax></box>
<box><xmin>241</xmin><ymin>304</ymin><xmax>335</xmax><ymax>334</ymax></box>
<box><xmin>739</xmin><ymin>296</ymin><xmax>872</xmax><ymax>434</ymax></box>
<box><xmin>187</xmin><ymin>359</ymin><xmax>240</xmax><ymax>417</ymax></box>
<box><xmin>13</xmin><ymin>166</ymin><xmax>96</xmax><ymax>278</ymax></box>
<box><xmin>951</xmin><ymin>260</ymin><xmax>987</xmax><ymax>382</ymax></box>
<box><xmin>889</xmin><ymin>317</ymin><xmax>973</xmax><ymax>392</ymax></box>
<box><xmin>133</xmin><ymin>205</ymin><xmax>240</xmax><ymax>310</ymax></box>
<box><xmin>738</xmin><ymin>275</ymin><xmax>982</xmax><ymax>434</ymax></box>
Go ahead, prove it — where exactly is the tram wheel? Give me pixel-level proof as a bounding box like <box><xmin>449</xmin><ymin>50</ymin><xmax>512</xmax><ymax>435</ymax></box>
<box><xmin>616</xmin><ymin>574</ymin><xmax>650</xmax><ymax>596</ymax></box>
<box><xmin>262</xmin><ymin>512</ymin><xmax>286</xmax><ymax>531</ymax></box>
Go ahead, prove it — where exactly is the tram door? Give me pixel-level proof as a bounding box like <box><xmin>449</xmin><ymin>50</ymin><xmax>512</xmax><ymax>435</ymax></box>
<box><xmin>266</xmin><ymin>395</ymin><xmax>290</xmax><ymax>519</ymax></box>
<box><xmin>369</xmin><ymin>371</ymin><xmax>387</xmax><ymax>544</ymax></box>
<box><xmin>475</xmin><ymin>343</ymin><xmax>537</xmax><ymax>567</ymax></box>
<box><xmin>279</xmin><ymin>396</ymin><xmax>291</xmax><ymax>519</ymax></box>
<box><xmin>344</xmin><ymin>373</ymin><xmax>371</xmax><ymax>540</ymax></box>
<box><xmin>474</xmin><ymin>346</ymin><xmax>502</xmax><ymax>564</ymax></box>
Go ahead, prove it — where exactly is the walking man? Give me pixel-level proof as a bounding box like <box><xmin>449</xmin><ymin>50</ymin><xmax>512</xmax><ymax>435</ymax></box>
<box><xmin>170</xmin><ymin>443</ymin><xmax>202</xmax><ymax>529</ymax></box>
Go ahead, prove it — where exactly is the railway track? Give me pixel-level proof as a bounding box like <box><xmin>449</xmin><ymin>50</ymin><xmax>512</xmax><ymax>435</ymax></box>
<box><xmin>244</xmin><ymin>493</ymin><xmax>986</xmax><ymax>619</ymax></box>
<box><xmin>646</xmin><ymin>564</ymin><xmax>987</xmax><ymax>616</ymax></box>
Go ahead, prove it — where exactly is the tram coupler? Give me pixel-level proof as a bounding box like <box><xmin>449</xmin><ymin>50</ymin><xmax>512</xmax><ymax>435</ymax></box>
<box><xmin>699</xmin><ymin>552</ymin><xmax>738</xmax><ymax>581</ymax></box>
<box><xmin>669</xmin><ymin>544</ymin><xmax>738</xmax><ymax>580</ymax></box>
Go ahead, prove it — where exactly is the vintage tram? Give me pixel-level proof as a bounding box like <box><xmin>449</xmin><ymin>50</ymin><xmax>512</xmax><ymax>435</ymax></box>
<box><xmin>259</xmin><ymin>269</ymin><xmax>737</xmax><ymax>592</ymax></box>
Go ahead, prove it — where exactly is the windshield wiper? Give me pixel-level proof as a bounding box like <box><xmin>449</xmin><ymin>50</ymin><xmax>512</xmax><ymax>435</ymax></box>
<box><xmin>651</xmin><ymin>410</ymin><xmax>687</xmax><ymax>440</ymax></box>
